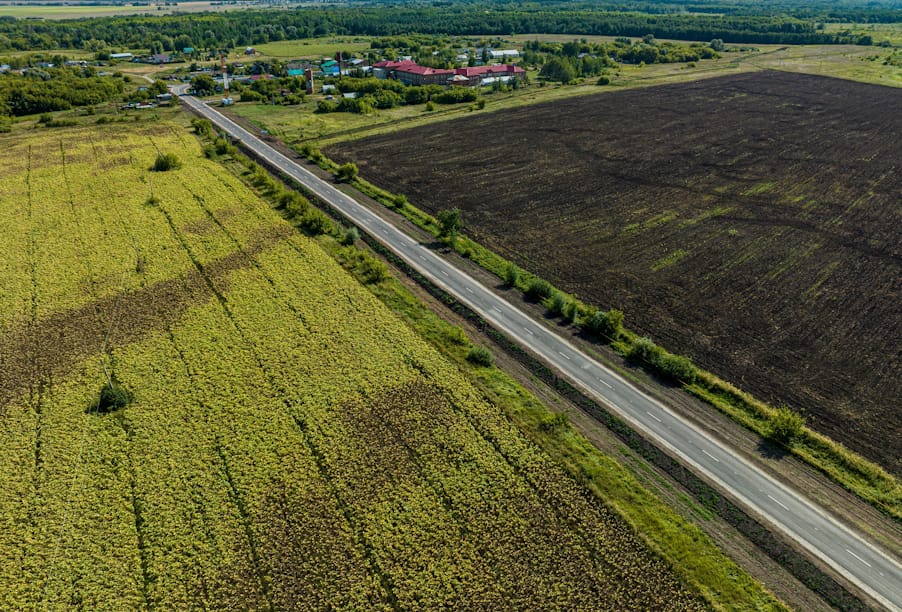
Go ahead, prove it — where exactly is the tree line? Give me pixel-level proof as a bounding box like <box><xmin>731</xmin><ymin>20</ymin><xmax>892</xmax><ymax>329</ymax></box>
<box><xmin>0</xmin><ymin>3</ymin><xmax>884</xmax><ymax>53</ymax></box>
<box><xmin>0</xmin><ymin>66</ymin><xmax>125</xmax><ymax>116</ymax></box>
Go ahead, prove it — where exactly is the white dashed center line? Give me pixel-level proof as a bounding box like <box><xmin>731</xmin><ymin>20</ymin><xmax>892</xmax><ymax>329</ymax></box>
<box><xmin>702</xmin><ymin>450</ymin><xmax>719</xmax><ymax>462</ymax></box>
<box><xmin>646</xmin><ymin>411</ymin><xmax>662</xmax><ymax>423</ymax></box>
<box><xmin>767</xmin><ymin>494</ymin><xmax>789</xmax><ymax>511</ymax></box>
<box><xmin>846</xmin><ymin>549</ymin><xmax>872</xmax><ymax>568</ymax></box>
<box><xmin>598</xmin><ymin>379</ymin><xmax>613</xmax><ymax>389</ymax></box>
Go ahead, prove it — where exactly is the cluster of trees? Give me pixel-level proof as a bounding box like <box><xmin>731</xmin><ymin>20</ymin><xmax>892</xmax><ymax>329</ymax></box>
<box><xmin>315</xmin><ymin>77</ymin><xmax>478</xmax><ymax>114</ymax></box>
<box><xmin>533</xmin><ymin>35</ymin><xmax>720</xmax><ymax>82</ymax></box>
<box><xmin>236</xmin><ymin>75</ymin><xmax>305</xmax><ymax>104</ymax></box>
<box><xmin>0</xmin><ymin>66</ymin><xmax>125</xmax><ymax>116</ymax></box>
<box><xmin>0</xmin><ymin>4</ymin><xmax>885</xmax><ymax>54</ymax></box>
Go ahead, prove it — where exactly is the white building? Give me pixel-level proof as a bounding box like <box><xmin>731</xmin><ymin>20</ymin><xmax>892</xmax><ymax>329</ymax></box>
<box><xmin>489</xmin><ymin>49</ymin><xmax>520</xmax><ymax>59</ymax></box>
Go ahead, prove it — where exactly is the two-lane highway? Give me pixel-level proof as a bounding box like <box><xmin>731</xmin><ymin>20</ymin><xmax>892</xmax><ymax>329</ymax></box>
<box><xmin>177</xmin><ymin>91</ymin><xmax>902</xmax><ymax>610</ymax></box>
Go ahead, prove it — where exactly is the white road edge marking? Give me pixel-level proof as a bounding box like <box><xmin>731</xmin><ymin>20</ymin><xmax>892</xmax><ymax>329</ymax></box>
<box><xmin>767</xmin><ymin>494</ymin><xmax>790</xmax><ymax>511</ymax></box>
<box><xmin>846</xmin><ymin>549</ymin><xmax>872</xmax><ymax>568</ymax></box>
<box><xmin>646</xmin><ymin>411</ymin><xmax>662</xmax><ymax>423</ymax></box>
<box><xmin>702</xmin><ymin>450</ymin><xmax>720</xmax><ymax>462</ymax></box>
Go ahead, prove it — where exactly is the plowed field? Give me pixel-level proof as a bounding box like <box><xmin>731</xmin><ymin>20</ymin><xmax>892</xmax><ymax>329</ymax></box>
<box><xmin>326</xmin><ymin>71</ymin><xmax>902</xmax><ymax>475</ymax></box>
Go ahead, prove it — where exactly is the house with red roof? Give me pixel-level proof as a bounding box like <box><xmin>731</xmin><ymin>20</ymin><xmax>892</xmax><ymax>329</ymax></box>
<box><xmin>372</xmin><ymin>59</ymin><xmax>525</xmax><ymax>87</ymax></box>
<box><xmin>394</xmin><ymin>64</ymin><xmax>456</xmax><ymax>86</ymax></box>
<box><xmin>372</xmin><ymin>59</ymin><xmax>418</xmax><ymax>79</ymax></box>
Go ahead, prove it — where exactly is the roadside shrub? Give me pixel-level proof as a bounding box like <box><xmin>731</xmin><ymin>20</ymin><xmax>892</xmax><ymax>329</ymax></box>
<box><xmin>425</xmin><ymin>100</ymin><xmax>436</xmax><ymax>112</ymax></box>
<box><xmin>191</xmin><ymin>117</ymin><xmax>212</xmax><ymax>136</ymax></box>
<box><xmin>279</xmin><ymin>192</ymin><xmax>310</xmax><ymax>218</ymax></box>
<box><xmin>214</xmin><ymin>137</ymin><xmax>236</xmax><ymax>156</ymax></box>
<box><xmin>358</xmin><ymin>256</ymin><xmax>388</xmax><ymax>284</ymax></box>
<box><xmin>546</xmin><ymin>290</ymin><xmax>568</xmax><ymax>316</ymax></box>
<box><xmin>443</xmin><ymin>325</ymin><xmax>468</xmax><ymax>345</ymax></box>
<box><xmin>525</xmin><ymin>277</ymin><xmax>554</xmax><ymax>301</ymax></box>
<box><xmin>584</xmin><ymin>308</ymin><xmax>624</xmax><ymax>340</ymax></box>
<box><xmin>467</xmin><ymin>345</ymin><xmax>494</xmax><ymax>367</ymax></box>
<box><xmin>768</xmin><ymin>406</ymin><xmax>805</xmax><ymax>443</ymax></box>
<box><xmin>539</xmin><ymin>412</ymin><xmax>568</xmax><ymax>432</ymax></box>
<box><xmin>657</xmin><ymin>353</ymin><xmax>697</xmax><ymax>384</ymax></box>
<box><xmin>391</xmin><ymin>194</ymin><xmax>408</xmax><ymax>210</ymax></box>
<box><xmin>597</xmin><ymin>75</ymin><xmax>611</xmax><ymax>85</ymax></box>
<box><xmin>437</xmin><ymin>207</ymin><xmax>462</xmax><ymax>242</ymax></box>
<box><xmin>627</xmin><ymin>336</ymin><xmax>664</xmax><ymax>365</ymax></box>
<box><xmin>432</xmin><ymin>88</ymin><xmax>478</xmax><ymax>104</ymax></box>
<box><xmin>561</xmin><ymin>299</ymin><xmax>578</xmax><ymax>323</ymax></box>
<box><xmin>504</xmin><ymin>263</ymin><xmax>521</xmax><ymax>287</ymax></box>
<box><xmin>341</xmin><ymin>225</ymin><xmax>359</xmax><ymax>245</ymax></box>
<box><xmin>152</xmin><ymin>152</ymin><xmax>181</xmax><ymax>172</ymax></box>
<box><xmin>336</xmin><ymin>162</ymin><xmax>358</xmax><ymax>182</ymax></box>
<box><xmin>628</xmin><ymin>337</ymin><xmax>697</xmax><ymax>384</ymax></box>
<box><xmin>93</xmin><ymin>381</ymin><xmax>130</xmax><ymax>413</ymax></box>
<box><xmin>298</xmin><ymin>209</ymin><xmax>332</xmax><ymax>235</ymax></box>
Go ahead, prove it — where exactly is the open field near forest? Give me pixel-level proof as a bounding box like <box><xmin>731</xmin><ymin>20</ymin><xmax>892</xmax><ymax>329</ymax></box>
<box><xmin>254</xmin><ymin>36</ymin><xmax>372</xmax><ymax>59</ymax></box>
<box><xmin>0</xmin><ymin>1</ymin><xmax>255</xmax><ymax>19</ymax></box>
<box><xmin>0</xmin><ymin>123</ymin><xmax>709</xmax><ymax>609</ymax></box>
<box><xmin>326</xmin><ymin>70</ymin><xmax>902</xmax><ymax>477</ymax></box>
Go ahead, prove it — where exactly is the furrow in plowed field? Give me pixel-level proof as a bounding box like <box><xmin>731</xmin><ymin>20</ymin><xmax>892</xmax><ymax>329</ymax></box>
<box><xmin>326</xmin><ymin>70</ymin><xmax>902</xmax><ymax>476</ymax></box>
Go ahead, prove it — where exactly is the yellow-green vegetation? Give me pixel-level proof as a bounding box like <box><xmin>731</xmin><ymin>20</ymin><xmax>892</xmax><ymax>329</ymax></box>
<box><xmin>255</xmin><ymin>36</ymin><xmax>372</xmax><ymax>59</ymax></box>
<box><xmin>303</xmin><ymin>145</ymin><xmax>902</xmax><ymax>521</ymax></box>
<box><xmin>1</xmin><ymin>121</ymin><xmax>738</xmax><ymax>608</ymax></box>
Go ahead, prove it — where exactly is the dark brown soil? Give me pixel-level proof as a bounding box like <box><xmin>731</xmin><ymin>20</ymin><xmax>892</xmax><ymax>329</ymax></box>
<box><xmin>326</xmin><ymin>70</ymin><xmax>902</xmax><ymax>476</ymax></box>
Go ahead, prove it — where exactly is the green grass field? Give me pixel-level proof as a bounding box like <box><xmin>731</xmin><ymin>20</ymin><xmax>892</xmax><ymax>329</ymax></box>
<box><xmin>254</xmin><ymin>36</ymin><xmax>373</xmax><ymax>60</ymax></box>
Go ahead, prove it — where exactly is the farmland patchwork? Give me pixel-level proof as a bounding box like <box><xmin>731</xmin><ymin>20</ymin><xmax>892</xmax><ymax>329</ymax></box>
<box><xmin>0</xmin><ymin>123</ymin><xmax>704</xmax><ymax>608</ymax></box>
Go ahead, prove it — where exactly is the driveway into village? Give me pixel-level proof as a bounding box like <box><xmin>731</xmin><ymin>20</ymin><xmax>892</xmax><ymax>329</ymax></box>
<box><xmin>175</xmin><ymin>88</ymin><xmax>902</xmax><ymax>611</ymax></box>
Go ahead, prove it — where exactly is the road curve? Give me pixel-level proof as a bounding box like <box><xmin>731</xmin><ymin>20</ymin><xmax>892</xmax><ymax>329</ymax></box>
<box><xmin>175</xmin><ymin>90</ymin><xmax>902</xmax><ymax>611</ymax></box>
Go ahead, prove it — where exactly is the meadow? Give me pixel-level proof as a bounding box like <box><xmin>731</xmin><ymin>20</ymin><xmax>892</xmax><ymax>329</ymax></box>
<box><xmin>0</xmin><ymin>120</ymin><xmax>714</xmax><ymax>609</ymax></box>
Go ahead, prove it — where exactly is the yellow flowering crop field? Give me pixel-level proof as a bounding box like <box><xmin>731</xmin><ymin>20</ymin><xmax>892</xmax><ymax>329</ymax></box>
<box><xmin>0</xmin><ymin>122</ymin><xmax>705</xmax><ymax>609</ymax></box>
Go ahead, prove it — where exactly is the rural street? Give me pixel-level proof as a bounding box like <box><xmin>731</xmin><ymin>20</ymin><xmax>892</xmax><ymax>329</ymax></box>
<box><xmin>175</xmin><ymin>88</ymin><xmax>902</xmax><ymax>611</ymax></box>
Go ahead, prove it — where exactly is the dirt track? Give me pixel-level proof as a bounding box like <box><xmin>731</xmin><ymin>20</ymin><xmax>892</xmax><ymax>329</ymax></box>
<box><xmin>327</xmin><ymin>70</ymin><xmax>902</xmax><ymax>476</ymax></box>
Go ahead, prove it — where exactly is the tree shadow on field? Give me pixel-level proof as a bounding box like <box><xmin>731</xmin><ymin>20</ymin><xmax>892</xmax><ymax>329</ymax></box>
<box><xmin>757</xmin><ymin>438</ymin><xmax>789</xmax><ymax>461</ymax></box>
<box><xmin>423</xmin><ymin>240</ymin><xmax>450</xmax><ymax>252</ymax></box>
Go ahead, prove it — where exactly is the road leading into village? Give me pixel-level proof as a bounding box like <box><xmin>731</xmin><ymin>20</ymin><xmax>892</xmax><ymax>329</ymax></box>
<box><xmin>176</xmin><ymin>89</ymin><xmax>902</xmax><ymax>611</ymax></box>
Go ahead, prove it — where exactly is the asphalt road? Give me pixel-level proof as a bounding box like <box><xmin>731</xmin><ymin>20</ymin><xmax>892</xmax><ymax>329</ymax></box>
<box><xmin>176</xmin><ymin>90</ymin><xmax>902</xmax><ymax>610</ymax></box>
